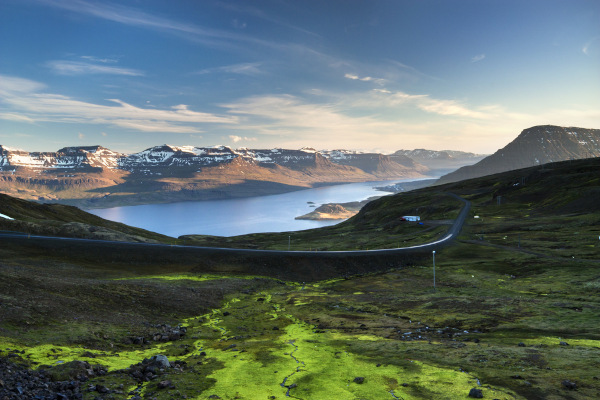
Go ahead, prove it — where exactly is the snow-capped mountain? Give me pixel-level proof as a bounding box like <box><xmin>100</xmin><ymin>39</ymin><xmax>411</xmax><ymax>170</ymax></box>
<box><xmin>0</xmin><ymin>144</ymin><xmax>428</xmax><ymax>207</ymax></box>
<box><xmin>1</xmin><ymin>144</ymin><xmax>428</xmax><ymax>176</ymax></box>
<box><xmin>437</xmin><ymin>125</ymin><xmax>600</xmax><ymax>184</ymax></box>
<box><xmin>0</xmin><ymin>145</ymin><xmax>123</xmax><ymax>170</ymax></box>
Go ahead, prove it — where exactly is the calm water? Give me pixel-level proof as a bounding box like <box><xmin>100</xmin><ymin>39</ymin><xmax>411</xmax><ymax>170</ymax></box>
<box><xmin>89</xmin><ymin>179</ymin><xmax>425</xmax><ymax>237</ymax></box>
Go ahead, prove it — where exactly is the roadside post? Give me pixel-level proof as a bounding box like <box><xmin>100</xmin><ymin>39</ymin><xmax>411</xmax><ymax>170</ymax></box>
<box><xmin>432</xmin><ymin>250</ymin><xmax>436</xmax><ymax>291</ymax></box>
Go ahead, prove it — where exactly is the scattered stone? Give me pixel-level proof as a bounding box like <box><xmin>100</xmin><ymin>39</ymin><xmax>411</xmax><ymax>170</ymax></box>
<box><xmin>559</xmin><ymin>341</ymin><xmax>569</xmax><ymax>346</ymax></box>
<box><xmin>561</xmin><ymin>380</ymin><xmax>577</xmax><ymax>390</ymax></box>
<box><xmin>208</xmin><ymin>395</ymin><xmax>221</xmax><ymax>399</ymax></box>
<box><xmin>272</xmin><ymin>326</ymin><xmax>279</xmax><ymax>330</ymax></box>
<box><xmin>468</xmin><ymin>387</ymin><xmax>483</xmax><ymax>398</ymax></box>
<box><xmin>95</xmin><ymin>384</ymin><xmax>109</xmax><ymax>393</ymax></box>
<box><xmin>157</xmin><ymin>380</ymin><xmax>171</xmax><ymax>389</ymax></box>
<box><xmin>353</xmin><ymin>377</ymin><xmax>365</xmax><ymax>384</ymax></box>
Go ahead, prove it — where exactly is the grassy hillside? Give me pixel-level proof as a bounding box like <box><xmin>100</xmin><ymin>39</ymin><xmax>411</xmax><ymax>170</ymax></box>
<box><xmin>185</xmin><ymin>157</ymin><xmax>600</xmax><ymax>256</ymax></box>
<box><xmin>0</xmin><ymin>158</ymin><xmax>599</xmax><ymax>399</ymax></box>
<box><xmin>0</xmin><ymin>193</ymin><xmax>176</xmax><ymax>243</ymax></box>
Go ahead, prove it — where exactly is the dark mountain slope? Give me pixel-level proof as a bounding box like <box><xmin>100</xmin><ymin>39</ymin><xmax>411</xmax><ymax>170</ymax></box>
<box><xmin>437</xmin><ymin>125</ymin><xmax>600</xmax><ymax>184</ymax></box>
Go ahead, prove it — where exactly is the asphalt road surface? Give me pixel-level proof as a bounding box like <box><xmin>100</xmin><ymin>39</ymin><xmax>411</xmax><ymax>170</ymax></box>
<box><xmin>0</xmin><ymin>193</ymin><xmax>470</xmax><ymax>258</ymax></box>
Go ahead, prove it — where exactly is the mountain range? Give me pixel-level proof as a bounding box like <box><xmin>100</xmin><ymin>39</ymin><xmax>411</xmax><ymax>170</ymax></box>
<box><xmin>391</xmin><ymin>149</ymin><xmax>486</xmax><ymax>175</ymax></box>
<box><xmin>2</xmin><ymin>124</ymin><xmax>597</xmax><ymax>208</ymax></box>
<box><xmin>437</xmin><ymin>125</ymin><xmax>600</xmax><ymax>184</ymax></box>
<box><xmin>0</xmin><ymin>145</ymin><xmax>429</xmax><ymax>207</ymax></box>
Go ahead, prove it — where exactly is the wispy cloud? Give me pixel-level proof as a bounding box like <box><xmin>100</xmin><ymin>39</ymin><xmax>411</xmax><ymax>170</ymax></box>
<box><xmin>216</xmin><ymin>2</ymin><xmax>320</xmax><ymax>38</ymax></box>
<box><xmin>471</xmin><ymin>54</ymin><xmax>486</xmax><ymax>63</ymax></box>
<box><xmin>80</xmin><ymin>55</ymin><xmax>118</xmax><ymax>63</ymax></box>
<box><xmin>344</xmin><ymin>73</ymin><xmax>385</xmax><ymax>85</ymax></box>
<box><xmin>33</xmin><ymin>0</ymin><xmax>277</xmax><ymax>50</ymax></box>
<box><xmin>342</xmin><ymin>88</ymin><xmax>489</xmax><ymax>119</ymax></box>
<box><xmin>582</xmin><ymin>37</ymin><xmax>599</xmax><ymax>55</ymax></box>
<box><xmin>197</xmin><ymin>62</ymin><xmax>263</xmax><ymax>76</ymax></box>
<box><xmin>0</xmin><ymin>75</ymin><xmax>237</xmax><ymax>133</ymax></box>
<box><xmin>46</xmin><ymin>60</ymin><xmax>144</xmax><ymax>76</ymax></box>
<box><xmin>229</xmin><ymin>135</ymin><xmax>257</xmax><ymax>143</ymax></box>
<box><xmin>0</xmin><ymin>113</ymin><xmax>36</xmax><ymax>123</ymax></box>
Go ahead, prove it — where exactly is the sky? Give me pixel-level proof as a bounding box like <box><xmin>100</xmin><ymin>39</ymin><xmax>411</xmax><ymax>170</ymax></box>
<box><xmin>0</xmin><ymin>0</ymin><xmax>599</xmax><ymax>154</ymax></box>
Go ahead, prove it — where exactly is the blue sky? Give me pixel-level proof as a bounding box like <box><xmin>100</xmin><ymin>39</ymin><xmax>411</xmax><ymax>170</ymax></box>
<box><xmin>1</xmin><ymin>0</ymin><xmax>599</xmax><ymax>154</ymax></box>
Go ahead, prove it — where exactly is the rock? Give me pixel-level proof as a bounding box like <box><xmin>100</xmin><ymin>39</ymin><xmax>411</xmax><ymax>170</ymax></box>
<box><xmin>518</xmin><ymin>342</ymin><xmax>526</xmax><ymax>347</ymax></box>
<box><xmin>468</xmin><ymin>388</ymin><xmax>483</xmax><ymax>398</ymax></box>
<box><xmin>150</xmin><ymin>355</ymin><xmax>170</xmax><ymax>369</ymax></box>
<box><xmin>562</xmin><ymin>380</ymin><xmax>577</xmax><ymax>390</ymax></box>
<box><xmin>559</xmin><ymin>341</ymin><xmax>569</xmax><ymax>346</ymax></box>
<box><xmin>222</xmin><ymin>311</ymin><xmax>230</xmax><ymax>316</ymax></box>
<box><xmin>157</xmin><ymin>380</ymin><xmax>171</xmax><ymax>389</ymax></box>
<box><xmin>96</xmin><ymin>384</ymin><xmax>110</xmax><ymax>393</ymax></box>
<box><xmin>208</xmin><ymin>395</ymin><xmax>222</xmax><ymax>399</ymax></box>
<box><xmin>353</xmin><ymin>377</ymin><xmax>365</xmax><ymax>384</ymax></box>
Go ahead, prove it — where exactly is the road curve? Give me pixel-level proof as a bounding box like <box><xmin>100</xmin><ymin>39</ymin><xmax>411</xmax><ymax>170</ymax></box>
<box><xmin>0</xmin><ymin>193</ymin><xmax>470</xmax><ymax>257</ymax></box>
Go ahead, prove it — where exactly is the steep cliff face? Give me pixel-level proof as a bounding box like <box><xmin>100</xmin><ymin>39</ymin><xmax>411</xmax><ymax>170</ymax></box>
<box><xmin>437</xmin><ymin>125</ymin><xmax>600</xmax><ymax>184</ymax></box>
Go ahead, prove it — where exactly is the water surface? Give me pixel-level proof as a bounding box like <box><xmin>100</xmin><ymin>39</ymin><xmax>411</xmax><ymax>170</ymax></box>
<box><xmin>89</xmin><ymin>179</ymin><xmax>426</xmax><ymax>237</ymax></box>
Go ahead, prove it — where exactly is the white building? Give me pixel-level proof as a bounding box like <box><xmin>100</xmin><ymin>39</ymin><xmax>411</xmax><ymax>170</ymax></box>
<box><xmin>402</xmin><ymin>216</ymin><xmax>420</xmax><ymax>222</ymax></box>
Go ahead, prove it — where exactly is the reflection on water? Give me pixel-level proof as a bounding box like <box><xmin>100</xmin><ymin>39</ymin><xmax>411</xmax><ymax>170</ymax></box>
<box><xmin>89</xmin><ymin>179</ymin><xmax>426</xmax><ymax>237</ymax></box>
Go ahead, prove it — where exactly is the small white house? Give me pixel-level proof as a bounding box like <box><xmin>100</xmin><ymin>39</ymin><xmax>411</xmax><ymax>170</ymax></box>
<box><xmin>402</xmin><ymin>215</ymin><xmax>420</xmax><ymax>222</ymax></box>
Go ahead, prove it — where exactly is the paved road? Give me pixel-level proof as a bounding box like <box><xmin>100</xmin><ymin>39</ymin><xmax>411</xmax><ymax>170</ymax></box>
<box><xmin>0</xmin><ymin>193</ymin><xmax>470</xmax><ymax>257</ymax></box>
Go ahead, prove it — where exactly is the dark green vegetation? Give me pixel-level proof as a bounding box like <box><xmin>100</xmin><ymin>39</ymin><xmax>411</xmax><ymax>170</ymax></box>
<box><xmin>182</xmin><ymin>191</ymin><xmax>460</xmax><ymax>251</ymax></box>
<box><xmin>1</xmin><ymin>158</ymin><xmax>599</xmax><ymax>399</ymax></box>
<box><xmin>0</xmin><ymin>193</ymin><xmax>176</xmax><ymax>243</ymax></box>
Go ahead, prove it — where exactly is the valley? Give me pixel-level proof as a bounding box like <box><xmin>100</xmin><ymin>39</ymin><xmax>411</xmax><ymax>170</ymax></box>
<box><xmin>1</xmin><ymin>157</ymin><xmax>599</xmax><ymax>399</ymax></box>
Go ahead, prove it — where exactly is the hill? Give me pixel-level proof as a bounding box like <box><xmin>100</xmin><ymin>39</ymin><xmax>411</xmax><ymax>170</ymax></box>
<box><xmin>0</xmin><ymin>192</ymin><xmax>174</xmax><ymax>243</ymax></box>
<box><xmin>437</xmin><ymin>125</ymin><xmax>600</xmax><ymax>184</ymax></box>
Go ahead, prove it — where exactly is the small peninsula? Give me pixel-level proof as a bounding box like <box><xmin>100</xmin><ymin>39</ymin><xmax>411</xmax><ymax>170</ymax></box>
<box><xmin>295</xmin><ymin>199</ymin><xmax>375</xmax><ymax>220</ymax></box>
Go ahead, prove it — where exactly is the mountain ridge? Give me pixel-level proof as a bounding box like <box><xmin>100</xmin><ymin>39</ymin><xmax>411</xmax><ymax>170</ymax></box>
<box><xmin>437</xmin><ymin>125</ymin><xmax>600</xmax><ymax>184</ymax></box>
<box><xmin>0</xmin><ymin>145</ymin><xmax>430</xmax><ymax>207</ymax></box>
